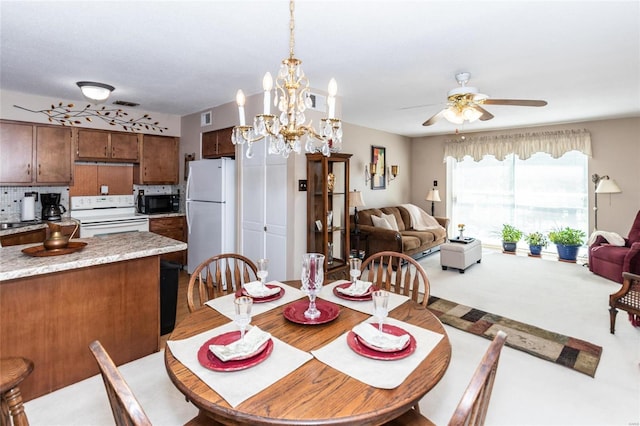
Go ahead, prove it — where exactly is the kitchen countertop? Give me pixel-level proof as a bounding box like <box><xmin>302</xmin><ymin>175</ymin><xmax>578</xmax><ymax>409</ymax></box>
<box><xmin>0</xmin><ymin>218</ymin><xmax>79</xmax><ymax>237</ymax></box>
<box><xmin>0</xmin><ymin>232</ymin><xmax>187</xmax><ymax>282</ymax></box>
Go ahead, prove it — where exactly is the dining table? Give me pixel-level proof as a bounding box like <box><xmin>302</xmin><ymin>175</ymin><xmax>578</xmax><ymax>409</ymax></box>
<box><xmin>164</xmin><ymin>279</ymin><xmax>452</xmax><ymax>425</ymax></box>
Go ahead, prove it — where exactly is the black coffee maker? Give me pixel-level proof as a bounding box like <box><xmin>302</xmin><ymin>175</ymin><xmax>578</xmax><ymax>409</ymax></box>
<box><xmin>41</xmin><ymin>193</ymin><xmax>66</xmax><ymax>221</ymax></box>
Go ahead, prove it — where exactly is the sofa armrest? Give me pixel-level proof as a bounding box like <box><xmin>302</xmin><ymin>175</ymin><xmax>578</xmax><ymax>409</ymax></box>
<box><xmin>435</xmin><ymin>216</ymin><xmax>450</xmax><ymax>237</ymax></box>
<box><xmin>357</xmin><ymin>224</ymin><xmax>403</xmax><ymax>256</ymax></box>
<box><xmin>623</xmin><ymin>241</ymin><xmax>640</xmax><ymax>275</ymax></box>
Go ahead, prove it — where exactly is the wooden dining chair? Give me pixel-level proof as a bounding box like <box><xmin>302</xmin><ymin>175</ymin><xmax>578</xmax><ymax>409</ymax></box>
<box><xmin>187</xmin><ymin>253</ymin><xmax>258</xmax><ymax>313</ymax></box>
<box><xmin>89</xmin><ymin>340</ymin><xmax>152</xmax><ymax>426</ymax></box>
<box><xmin>609</xmin><ymin>272</ymin><xmax>640</xmax><ymax>334</ymax></box>
<box><xmin>1</xmin><ymin>357</ymin><xmax>34</xmax><ymax>426</ymax></box>
<box><xmin>386</xmin><ymin>330</ymin><xmax>508</xmax><ymax>426</ymax></box>
<box><xmin>89</xmin><ymin>341</ymin><xmax>215</xmax><ymax>426</ymax></box>
<box><xmin>361</xmin><ymin>251</ymin><xmax>430</xmax><ymax>306</ymax></box>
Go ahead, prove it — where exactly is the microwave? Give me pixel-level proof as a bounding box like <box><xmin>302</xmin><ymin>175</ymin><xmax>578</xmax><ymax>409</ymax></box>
<box><xmin>137</xmin><ymin>194</ymin><xmax>180</xmax><ymax>214</ymax></box>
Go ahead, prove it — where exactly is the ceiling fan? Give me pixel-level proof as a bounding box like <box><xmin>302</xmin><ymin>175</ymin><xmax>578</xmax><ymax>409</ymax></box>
<box><xmin>422</xmin><ymin>72</ymin><xmax>547</xmax><ymax>126</ymax></box>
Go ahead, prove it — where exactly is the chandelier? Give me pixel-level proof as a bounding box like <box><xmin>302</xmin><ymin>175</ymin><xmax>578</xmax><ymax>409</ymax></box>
<box><xmin>232</xmin><ymin>0</ymin><xmax>343</xmax><ymax>159</ymax></box>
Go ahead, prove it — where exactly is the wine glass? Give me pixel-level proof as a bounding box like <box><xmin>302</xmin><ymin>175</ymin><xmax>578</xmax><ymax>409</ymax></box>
<box><xmin>234</xmin><ymin>296</ymin><xmax>253</xmax><ymax>346</ymax></box>
<box><xmin>301</xmin><ymin>253</ymin><xmax>325</xmax><ymax>319</ymax></box>
<box><xmin>257</xmin><ymin>258</ymin><xmax>269</xmax><ymax>289</ymax></box>
<box><xmin>349</xmin><ymin>257</ymin><xmax>362</xmax><ymax>286</ymax></box>
<box><xmin>372</xmin><ymin>290</ymin><xmax>389</xmax><ymax>336</ymax></box>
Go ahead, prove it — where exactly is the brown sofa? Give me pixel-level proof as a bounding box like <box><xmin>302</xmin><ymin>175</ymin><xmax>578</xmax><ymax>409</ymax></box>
<box><xmin>353</xmin><ymin>206</ymin><xmax>449</xmax><ymax>260</ymax></box>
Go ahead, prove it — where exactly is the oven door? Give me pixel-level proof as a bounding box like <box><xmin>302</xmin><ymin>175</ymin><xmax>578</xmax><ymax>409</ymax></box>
<box><xmin>79</xmin><ymin>218</ymin><xmax>149</xmax><ymax>237</ymax></box>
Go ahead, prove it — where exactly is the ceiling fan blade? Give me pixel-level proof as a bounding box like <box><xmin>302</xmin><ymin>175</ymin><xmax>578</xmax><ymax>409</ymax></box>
<box><xmin>422</xmin><ymin>110</ymin><xmax>445</xmax><ymax>126</ymax></box>
<box><xmin>474</xmin><ymin>105</ymin><xmax>494</xmax><ymax>121</ymax></box>
<box><xmin>483</xmin><ymin>99</ymin><xmax>547</xmax><ymax>107</ymax></box>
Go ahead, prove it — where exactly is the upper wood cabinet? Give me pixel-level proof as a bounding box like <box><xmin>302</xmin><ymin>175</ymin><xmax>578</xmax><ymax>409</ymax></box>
<box><xmin>202</xmin><ymin>127</ymin><xmax>235</xmax><ymax>158</ymax></box>
<box><xmin>134</xmin><ymin>135</ymin><xmax>179</xmax><ymax>184</ymax></box>
<box><xmin>76</xmin><ymin>129</ymin><xmax>139</xmax><ymax>162</ymax></box>
<box><xmin>0</xmin><ymin>120</ymin><xmax>73</xmax><ymax>185</ymax></box>
<box><xmin>70</xmin><ymin>164</ymin><xmax>133</xmax><ymax>197</ymax></box>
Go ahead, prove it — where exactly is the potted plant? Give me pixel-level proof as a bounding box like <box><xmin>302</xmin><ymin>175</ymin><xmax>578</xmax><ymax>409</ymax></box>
<box><xmin>501</xmin><ymin>224</ymin><xmax>523</xmax><ymax>253</ymax></box>
<box><xmin>524</xmin><ymin>232</ymin><xmax>549</xmax><ymax>257</ymax></box>
<box><xmin>548</xmin><ymin>227</ymin><xmax>586</xmax><ymax>262</ymax></box>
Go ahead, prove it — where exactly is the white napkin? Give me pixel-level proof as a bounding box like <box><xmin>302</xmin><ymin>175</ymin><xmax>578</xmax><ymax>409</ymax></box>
<box><xmin>243</xmin><ymin>281</ymin><xmax>281</xmax><ymax>298</ymax></box>
<box><xmin>336</xmin><ymin>280</ymin><xmax>372</xmax><ymax>296</ymax></box>
<box><xmin>209</xmin><ymin>326</ymin><xmax>272</xmax><ymax>362</ymax></box>
<box><xmin>352</xmin><ymin>322</ymin><xmax>409</xmax><ymax>351</ymax></box>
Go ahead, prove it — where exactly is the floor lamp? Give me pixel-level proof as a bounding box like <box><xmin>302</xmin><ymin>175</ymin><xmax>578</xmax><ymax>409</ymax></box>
<box><xmin>425</xmin><ymin>189</ymin><xmax>441</xmax><ymax>216</ymax></box>
<box><xmin>592</xmin><ymin>173</ymin><xmax>622</xmax><ymax>230</ymax></box>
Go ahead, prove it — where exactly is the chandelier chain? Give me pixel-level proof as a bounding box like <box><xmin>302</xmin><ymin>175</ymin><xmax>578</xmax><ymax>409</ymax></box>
<box><xmin>289</xmin><ymin>0</ymin><xmax>295</xmax><ymax>59</ymax></box>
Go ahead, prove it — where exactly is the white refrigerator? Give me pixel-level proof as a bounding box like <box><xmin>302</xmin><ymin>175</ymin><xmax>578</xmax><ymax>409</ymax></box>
<box><xmin>186</xmin><ymin>158</ymin><xmax>236</xmax><ymax>274</ymax></box>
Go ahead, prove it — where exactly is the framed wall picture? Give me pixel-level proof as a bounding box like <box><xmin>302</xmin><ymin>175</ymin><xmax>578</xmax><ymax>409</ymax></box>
<box><xmin>371</xmin><ymin>146</ymin><xmax>386</xmax><ymax>190</ymax></box>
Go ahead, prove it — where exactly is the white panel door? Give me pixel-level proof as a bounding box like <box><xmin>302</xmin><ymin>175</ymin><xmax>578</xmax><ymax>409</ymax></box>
<box><xmin>240</xmin><ymin>142</ymin><xmax>288</xmax><ymax>281</ymax></box>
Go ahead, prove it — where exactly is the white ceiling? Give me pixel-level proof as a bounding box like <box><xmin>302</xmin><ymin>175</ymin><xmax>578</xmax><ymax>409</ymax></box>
<box><xmin>1</xmin><ymin>1</ymin><xmax>639</xmax><ymax>138</ymax></box>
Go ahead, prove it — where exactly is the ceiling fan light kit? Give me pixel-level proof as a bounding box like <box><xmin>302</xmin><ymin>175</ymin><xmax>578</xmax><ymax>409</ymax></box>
<box><xmin>423</xmin><ymin>72</ymin><xmax>547</xmax><ymax>127</ymax></box>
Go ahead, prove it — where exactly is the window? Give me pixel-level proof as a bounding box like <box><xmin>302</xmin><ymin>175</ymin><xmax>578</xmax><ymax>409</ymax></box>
<box><xmin>447</xmin><ymin>151</ymin><xmax>589</xmax><ymax>251</ymax></box>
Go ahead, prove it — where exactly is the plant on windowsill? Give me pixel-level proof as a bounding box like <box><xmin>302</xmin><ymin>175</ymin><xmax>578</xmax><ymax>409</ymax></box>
<box><xmin>524</xmin><ymin>232</ymin><xmax>549</xmax><ymax>257</ymax></box>
<box><xmin>501</xmin><ymin>224</ymin><xmax>523</xmax><ymax>253</ymax></box>
<box><xmin>548</xmin><ymin>227</ymin><xmax>586</xmax><ymax>262</ymax></box>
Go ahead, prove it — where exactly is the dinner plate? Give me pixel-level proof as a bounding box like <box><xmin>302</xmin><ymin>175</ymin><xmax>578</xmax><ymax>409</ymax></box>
<box><xmin>283</xmin><ymin>299</ymin><xmax>340</xmax><ymax>325</ymax></box>
<box><xmin>347</xmin><ymin>324</ymin><xmax>417</xmax><ymax>360</ymax></box>
<box><xmin>241</xmin><ymin>284</ymin><xmax>285</xmax><ymax>303</ymax></box>
<box><xmin>333</xmin><ymin>282</ymin><xmax>376</xmax><ymax>301</ymax></box>
<box><xmin>197</xmin><ymin>331</ymin><xmax>273</xmax><ymax>372</ymax></box>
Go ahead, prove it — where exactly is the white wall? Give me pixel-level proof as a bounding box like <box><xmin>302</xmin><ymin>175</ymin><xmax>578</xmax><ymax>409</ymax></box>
<box><xmin>0</xmin><ymin>90</ymin><xmax>181</xmax><ymax>136</ymax></box>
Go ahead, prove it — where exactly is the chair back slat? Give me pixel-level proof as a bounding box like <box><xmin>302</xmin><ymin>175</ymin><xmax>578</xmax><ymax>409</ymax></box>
<box><xmin>448</xmin><ymin>330</ymin><xmax>507</xmax><ymax>426</ymax></box>
<box><xmin>361</xmin><ymin>251</ymin><xmax>430</xmax><ymax>306</ymax></box>
<box><xmin>187</xmin><ymin>253</ymin><xmax>258</xmax><ymax>312</ymax></box>
<box><xmin>88</xmin><ymin>341</ymin><xmax>152</xmax><ymax>426</ymax></box>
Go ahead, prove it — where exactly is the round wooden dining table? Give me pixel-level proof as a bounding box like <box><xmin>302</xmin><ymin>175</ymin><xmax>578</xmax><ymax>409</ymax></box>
<box><xmin>165</xmin><ymin>281</ymin><xmax>452</xmax><ymax>425</ymax></box>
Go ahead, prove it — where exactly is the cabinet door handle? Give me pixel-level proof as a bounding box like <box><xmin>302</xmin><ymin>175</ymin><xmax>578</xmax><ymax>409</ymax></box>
<box><xmin>264</xmin><ymin>226</ymin><xmax>267</xmax><ymax>231</ymax></box>
<box><xmin>38</xmin><ymin>164</ymin><xmax>41</xmax><ymax>175</ymax></box>
<box><xmin>105</xmin><ymin>146</ymin><xmax>108</xmax><ymax>156</ymax></box>
<box><xmin>27</xmin><ymin>164</ymin><xmax>31</xmax><ymax>175</ymax></box>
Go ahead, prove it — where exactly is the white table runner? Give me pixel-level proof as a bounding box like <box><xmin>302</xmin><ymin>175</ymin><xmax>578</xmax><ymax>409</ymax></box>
<box><xmin>205</xmin><ymin>281</ymin><xmax>306</xmax><ymax>320</ymax></box>
<box><xmin>311</xmin><ymin>317</ymin><xmax>444</xmax><ymax>389</ymax></box>
<box><xmin>167</xmin><ymin>322</ymin><xmax>313</xmax><ymax>407</ymax></box>
<box><xmin>319</xmin><ymin>280</ymin><xmax>409</xmax><ymax>314</ymax></box>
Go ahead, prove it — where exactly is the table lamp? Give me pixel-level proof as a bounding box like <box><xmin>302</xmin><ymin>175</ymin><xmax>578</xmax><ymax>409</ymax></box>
<box><xmin>349</xmin><ymin>190</ymin><xmax>366</xmax><ymax>234</ymax></box>
<box><xmin>425</xmin><ymin>189</ymin><xmax>441</xmax><ymax>216</ymax></box>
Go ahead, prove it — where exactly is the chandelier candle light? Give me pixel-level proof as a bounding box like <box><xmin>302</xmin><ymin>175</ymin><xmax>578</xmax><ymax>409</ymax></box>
<box><xmin>232</xmin><ymin>0</ymin><xmax>343</xmax><ymax>159</ymax></box>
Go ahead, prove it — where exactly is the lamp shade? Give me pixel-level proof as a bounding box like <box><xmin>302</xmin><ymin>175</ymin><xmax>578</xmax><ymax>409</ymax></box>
<box><xmin>349</xmin><ymin>190</ymin><xmax>365</xmax><ymax>208</ymax></box>
<box><xmin>77</xmin><ymin>81</ymin><xmax>115</xmax><ymax>102</ymax></box>
<box><xmin>425</xmin><ymin>189</ymin><xmax>441</xmax><ymax>202</ymax></box>
<box><xmin>595</xmin><ymin>179</ymin><xmax>621</xmax><ymax>194</ymax></box>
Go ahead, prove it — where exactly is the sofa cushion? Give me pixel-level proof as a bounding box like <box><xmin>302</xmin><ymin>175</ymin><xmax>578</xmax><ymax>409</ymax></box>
<box><xmin>380</xmin><ymin>207</ymin><xmax>407</xmax><ymax>231</ymax></box>
<box><xmin>372</xmin><ymin>215</ymin><xmax>393</xmax><ymax>230</ymax></box>
<box><xmin>402</xmin><ymin>230</ymin><xmax>436</xmax><ymax>245</ymax></box>
<box><xmin>401</xmin><ymin>235</ymin><xmax>422</xmax><ymax>252</ymax></box>
<box><xmin>382</xmin><ymin>213</ymin><xmax>399</xmax><ymax>231</ymax></box>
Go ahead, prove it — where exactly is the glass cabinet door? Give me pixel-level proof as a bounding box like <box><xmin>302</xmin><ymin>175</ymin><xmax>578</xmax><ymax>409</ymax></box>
<box><xmin>306</xmin><ymin>153</ymin><xmax>352</xmax><ymax>279</ymax></box>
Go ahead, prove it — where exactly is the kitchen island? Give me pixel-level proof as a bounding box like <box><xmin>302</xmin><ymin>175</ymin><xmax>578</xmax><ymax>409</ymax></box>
<box><xmin>0</xmin><ymin>232</ymin><xmax>187</xmax><ymax>401</ymax></box>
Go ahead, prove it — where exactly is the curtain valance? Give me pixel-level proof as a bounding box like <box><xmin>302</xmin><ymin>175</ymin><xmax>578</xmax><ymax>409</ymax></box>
<box><xmin>443</xmin><ymin>129</ymin><xmax>592</xmax><ymax>162</ymax></box>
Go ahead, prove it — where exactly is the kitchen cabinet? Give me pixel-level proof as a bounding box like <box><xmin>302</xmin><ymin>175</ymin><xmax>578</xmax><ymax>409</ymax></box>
<box><xmin>0</xmin><ymin>228</ymin><xmax>46</xmax><ymax>247</ymax></box>
<box><xmin>0</xmin><ymin>120</ymin><xmax>73</xmax><ymax>185</ymax></box>
<box><xmin>149</xmin><ymin>215</ymin><xmax>187</xmax><ymax>264</ymax></box>
<box><xmin>134</xmin><ymin>135</ymin><xmax>179</xmax><ymax>184</ymax></box>
<box><xmin>306</xmin><ymin>153</ymin><xmax>352</xmax><ymax>280</ymax></box>
<box><xmin>202</xmin><ymin>127</ymin><xmax>235</xmax><ymax>158</ymax></box>
<box><xmin>76</xmin><ymin>129</ymin><xmax>139</xmax><ymax>162</ymax></box>
<box><xmin>69</xmin><ymin>164</ymin><xmax>133</xmax><ymax>197</ymax></box>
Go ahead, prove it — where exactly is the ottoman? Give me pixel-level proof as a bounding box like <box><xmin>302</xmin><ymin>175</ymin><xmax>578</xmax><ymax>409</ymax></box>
<box><xmin>440</xmin><ymin>239</ymin><xmax>482</xmax><ymax>273</ymax></box>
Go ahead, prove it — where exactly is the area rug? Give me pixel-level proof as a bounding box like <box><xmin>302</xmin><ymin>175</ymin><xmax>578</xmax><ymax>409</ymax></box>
<box><xmin>426</xmin><ymin>295</ymin><xmax>602</xmax><ymax>377</ymax></box>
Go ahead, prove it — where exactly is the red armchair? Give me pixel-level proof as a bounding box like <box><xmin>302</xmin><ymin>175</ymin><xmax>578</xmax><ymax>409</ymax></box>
<box><xmin>589</xmin><ymin>210</ymin><xmax>640</xmax><ymax>283</ymax></box>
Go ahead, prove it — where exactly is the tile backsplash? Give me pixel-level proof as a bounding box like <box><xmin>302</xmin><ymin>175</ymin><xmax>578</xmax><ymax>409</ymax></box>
<box><xmin>1</xmin><ymin>183</ymin><xmax>185</xmax><ymax>220</ymax></box>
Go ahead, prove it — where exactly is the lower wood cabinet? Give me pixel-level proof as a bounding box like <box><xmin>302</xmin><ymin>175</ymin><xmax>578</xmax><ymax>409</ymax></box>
<box><xmin>149</xmin><ymin>216</ymin><xmax>187</xmax><ymax>264</ymax></box>
<box><xmin>0</xmin><ymin>228</ymin><xmax>46</xmax><ymax>247</ymax></box>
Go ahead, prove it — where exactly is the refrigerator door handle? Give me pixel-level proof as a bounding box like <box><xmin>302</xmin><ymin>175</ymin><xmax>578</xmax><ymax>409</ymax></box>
<box><xmin>186</xmin><ymin>164</ymin><xmax>193</xmax><ymax>201</ymax></box>
<box><xmin>186</xmin><ymin>200</ymin><xmax>193</xmax><ymax>234</ymax></box>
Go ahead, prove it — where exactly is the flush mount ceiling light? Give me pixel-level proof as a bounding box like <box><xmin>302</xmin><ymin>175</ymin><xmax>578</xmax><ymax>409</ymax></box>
<box><xmin>76</xmin><ymin>81</ymin><xmax>115</xmax><ymax>103</ymax></box>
